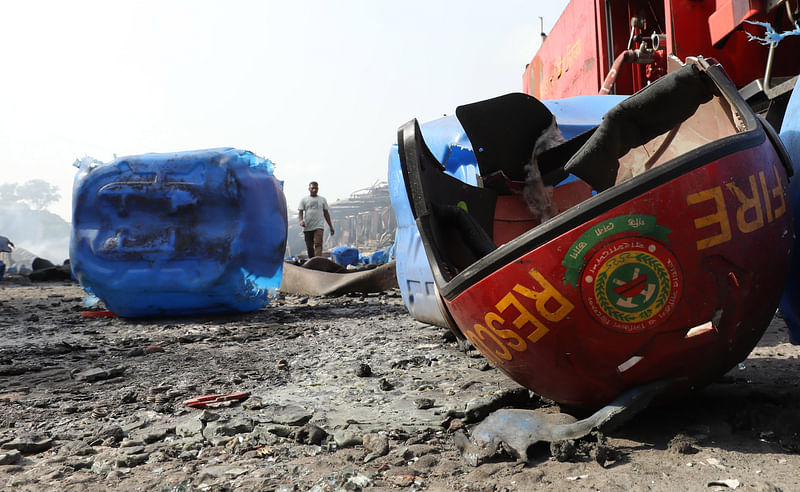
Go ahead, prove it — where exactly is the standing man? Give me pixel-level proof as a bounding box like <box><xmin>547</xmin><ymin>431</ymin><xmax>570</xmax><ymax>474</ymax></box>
<box><xmin>298</xmin><ymin>181</ymin><xmax>335</xmax><ymax>259</ymax></box>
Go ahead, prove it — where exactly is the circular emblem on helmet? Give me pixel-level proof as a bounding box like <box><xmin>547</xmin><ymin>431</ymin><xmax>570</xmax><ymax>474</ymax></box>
<box><xmin>580</xmin><ymin>237</ymin><xmax>681</xmax><ymax>333</ymax></box>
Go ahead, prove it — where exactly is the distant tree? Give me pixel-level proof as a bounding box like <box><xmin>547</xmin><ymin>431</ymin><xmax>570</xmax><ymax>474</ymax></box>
<box><xmin>0</xmin><ymin>180</ymin><xmax>61</xmax><ymax>211</ymax></box>
<box><xmin>0</xmin><ymin>183</ymin><xmax>16</xmax><ymax>202</ymax></box>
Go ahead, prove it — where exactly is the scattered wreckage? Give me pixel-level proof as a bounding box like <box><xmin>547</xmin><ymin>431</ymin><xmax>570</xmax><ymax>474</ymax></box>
<box><xmin>279</xmin><ymin>257</ymin><xmax>398</xmax><ymax>297</ymax></box>
<box><xmin>398</xmin><ymin>57</ymin><xmax>794</xmax><ymax>410</ymax></box>
<box><xmin>69</xmin><ymin>148</ymin><xmax>287</xmax><ymax>317</ymax></box>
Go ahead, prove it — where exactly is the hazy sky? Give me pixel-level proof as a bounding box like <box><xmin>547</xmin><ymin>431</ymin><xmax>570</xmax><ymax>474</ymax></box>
<box><xmin>1</xmin><ymin>1</ymin><xmax>568</xmax><ymax>222</ymax></box>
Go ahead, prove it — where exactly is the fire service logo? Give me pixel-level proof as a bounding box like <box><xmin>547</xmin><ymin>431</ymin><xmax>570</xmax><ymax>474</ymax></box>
<box><xmin>562</xmin><ymin>215</ymin><xmax>681</xmax><ymax>333</ymax></box>
<box><xmin>581</xmin><ymin>238</ymin><xmax>681</xmax><ymax>332</ymax></box>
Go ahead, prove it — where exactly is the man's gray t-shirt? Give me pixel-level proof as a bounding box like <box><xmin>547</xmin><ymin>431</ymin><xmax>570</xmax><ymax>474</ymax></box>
<box><xmin>298</xmin><ymin>195</ymin><xmax>329</xmax><ymax>232</ymax></box>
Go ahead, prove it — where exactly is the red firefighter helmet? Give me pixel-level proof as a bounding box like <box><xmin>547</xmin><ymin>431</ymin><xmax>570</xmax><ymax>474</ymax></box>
<box><xmin>399</xmin><ymin>57</ymin><xmax>794</xmax><ymax>407</ymax></box>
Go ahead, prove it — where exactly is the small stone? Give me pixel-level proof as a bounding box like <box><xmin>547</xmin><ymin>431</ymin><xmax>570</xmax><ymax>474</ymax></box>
<box><xmin>266</xmin><ymin>425</ymin><xmax>294</xmax><ymax>438</ymax></box>
<box><xmin>0</xmin><ymin>365</ymin><xmax>28</xmax><ymax>376</ymax></box>
<box><xmin>224</xmin><ymin>467</ymin><xmax>250</xmax><ymax>478</ymax></box>
<box><xmin>413</xmin><ymin>454</ymin><xmax>439</xmax><ymax>470</ymax></box>
<box><xmin>292</xmin><ymin>424</ymin><xmax>328</xmax><ymax>445</ymax></box>
<box><xmin>175</xmin><ymin>416</ymin><xmax>204</xmax><ymax>438</ymax></box>
<box><xmin>60</xmin><ymin>405</ymin><xmax>79</xmax><ymax>415</ymax></box>
<box><xmin>198</xmin><ymin>409</ymin><xmax>220</xmax><ymax>423</ymax></box>
<box><xmin>551</xmin><ymin>440</ymin><xmax>578</xmax><ymax>462</ymax></box>
<box><xmin>414</xmin><ymin>398</ymin><xmax>434</xmax><ymax>410</ymax></box>
<box><xmin>333</xmin><ymin>430</ymin><xmax>362</xmax><ymax>448</ymax></box>
<box><xmin>59</xmin><ymin>440</ymin><xmax>96</xmax><ymax>457</ymax></box>
<box><xmin>203</xmin><ymin>417</ymin><xmax>254</xmax><ymax>438</ymax></box>
<box><xmin>127</xmin><ymin>348</ymin><xmax>145</xmax><ymax>357</ymax></box>
<box><xmin>93</xmin><ymin>425</ymin><xmax>124</xmax><ymax>444</ymax></box>
<box><xmin>242</xmin><ymin>396</ymin><xmax>264</xmax><ymax>411</ymax></box>
<box><xmin>121</xmin><ymin>445</ymin><xmax>146</xmax><ymax>455</ymax></box>
<box><xmin>199</xmin><ymin>465</ymin><xmax>229</xmax><ymax>480</ymax></box>
<box><xmin>1</xmin><ymin>434</ymin><xmax>53</xmax><ymax>454</ymax></box>
<box><xmin>0</xmin><ymin>449</ymin><xmax>21</xmax><ymax>465</ymax></box>
<box><xmin>73</xmin><ymin>366</ymin><xmax>126</xmax><ymax>382</ymax></box>
<box><xmin>178</xmin><ymin>450</ymin><xmax>197</xmax><ymax>461</ymax></box>
<box><xmin>387</xmin><ymin>474</ymin><xmax>417</xmax><ymax>487</ymax></box>
<box><xmin>115</xmin><ymin>452</ymin><xmax>149</xmax><ymax>468</ymax></box>
<box><xmin>707</xmin><ymin>479</ymin><xmax>741</xmax><ymax>489</ymax></box>
<box><xmin>379</xmin><ymin>378</ymin><xmax>394</xmax><ymax>391</ymax></box>
<box><xmin>667</xmin><ymin>434</ymin><xmax>699</xmax><ymax>454</ymax></box>
<box><xmin>271</xmin><ymin>405</ymin><xmax>312</xmax><ymax>426</ymax></box>
<box><xmin>119</xmin><ymin>439</ymin><xmax>144</xmax><ymax>448</ymax></box>
<box><xmin>464</xmin><ymin>397</ymin><xmax>493</xmax><ymax>423</ymax></box>
<box><xmin>346</xmin><ymin>473</ymin><xmax>373</xmax><ymax>489</ymax></box>
<box><xmin>447</xmin><ymin>418</ymin><xmax>465</xmax><ymax>432</ymax></box>
<box><xmin>355</xmin><ymin>363</ymin><xmax>372</xmax><ymax>377</ymax></box>
<box><xmin>402</xmin><ymin>444</ymin><xmax>438</xmax><ymax>459</ymax></box>
<box><xmin>130</xmin><ymin>423</ymin><xmax>173</xmax><ymax>444</ymax></box>
<box><xmin>121</xmin><ymin>391</ymin><xmax>138</xmax><ymax>404</ymax></box>
<box><xmin>90</xmin><ymin>459</ymin><xmax>113</xmax><ymax>475</ymax></box>
<box><xmin>362</xmin><ymin>433</ymin><xmax>390</xmax><ymax>457</ymax></box>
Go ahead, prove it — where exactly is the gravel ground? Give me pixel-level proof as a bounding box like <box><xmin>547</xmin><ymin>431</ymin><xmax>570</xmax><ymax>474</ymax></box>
<box><xmin>1</xmin><ymin>277</ymin><xmax>800</xmax><ymax>491</ymax></box>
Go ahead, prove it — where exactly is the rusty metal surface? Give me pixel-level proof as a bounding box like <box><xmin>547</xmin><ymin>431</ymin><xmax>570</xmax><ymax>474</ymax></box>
<box><xmin>526</xmin><ymin>0</ymin><xmax>601</xmax><ymax>99</ymax></box>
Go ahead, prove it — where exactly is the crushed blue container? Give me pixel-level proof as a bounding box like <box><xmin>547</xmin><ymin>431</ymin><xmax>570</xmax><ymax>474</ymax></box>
<box><xmin>778</xmin><ymin>78</ymin><xmax>800</xmax><ymax>343</ymax></box>
<box><xmin>359</xmin><ymin>245</ymin><xmax>393</xmax><ymax>265</ymax></box>
<box><xmin>331</xmin><ymin>246</ymin><xmax>360</xmax><ymax>267</ymax></box>
<box><xmin>388</xmin><ymin>95</ymin><xmax>627</xmax><ymax>327</ymax></box>
<box><xmin>369</xmin><ymin>247</ymin><xmax>391</xmax><ymax>265</ymax></box>
<box><xmin>70</xmin><ymin>148</ymin><xmax>287</xmax><ymax>317</ymax></box>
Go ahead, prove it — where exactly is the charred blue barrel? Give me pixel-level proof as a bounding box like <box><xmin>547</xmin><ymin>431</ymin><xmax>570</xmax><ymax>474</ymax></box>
<box><xmin>331</xmin><ymin>246</ymin><xmax>359</xmax><ymax>267</ymax></box>
<box><xmin>70</xmin><ymin>148</ymin><xmax>287</xmax><ymax>317</ymax></box>
<box><xmin>779</xmin><ymin>78</ymin><xmax>800</xmax><ymax>343</ymax></box>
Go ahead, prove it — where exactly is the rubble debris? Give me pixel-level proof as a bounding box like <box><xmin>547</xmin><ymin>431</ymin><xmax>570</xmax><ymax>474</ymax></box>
<box><xmin>292</xmin><ymin>424</ymin><xmax>328</xmax><ymax>445</ymax></box>
<box><xmin>1</xmin><ymin>434</ymin><xmax>53</xmax><ymax>454</ymax></box>
<box><xmin>72</xmin><ymin>365</ymin><xmax>126</xmax><ymax>382</ymax></box>
<box><xmin>1</xmin><ymin>281</ymin><xmax>799</xmax><ymax>490</ymax></box>
<box><xmin>668</xmin><ymin>433</ymin><xmax>699</xmax><ymax>454</ymax></box>
<box><xmin>462</xmin><ymin>379</ymin><xmax>674</xmax><ymax>464</ymax></box>
<box><xmin>355</xmin><ymin>363</ymin><xmax>372</xmax><ymax>377</ymax></box>
<box><xmin>0</xmin><ymin>450</ymin><xmax>21</xmax><ymax>465</ymax></box>
<box><xmin>708</xmin><ymin>479</ymin><xmax>741</xmax><ymax>490</ymax></box>
<box><xmin>262</xmin><ymin>404</ymin><xmax>313</xmax><ymax>427</ymax></box>
<box><xmin>414</xmin><ymin>398</ymin><xmax>435</xmax><ymax>410</ymax></box>
<box><xmin>333</xmin><ymin>430</ymin><xmax>362</xmax><ymax>448</ymax></box>
<box><xmin>362</xmin><ymin>433</ymin><xmax>390</xmax><ymax>460</ymax></box>
<box><xmin>463</xmin><ymin>388</ymin><xmax>533</xmax><ymax>424</ymax></box>
<box><xmin>80</xmin><ymin>311</ymin><xmax>117</xmax><ymax>319</ymax></box>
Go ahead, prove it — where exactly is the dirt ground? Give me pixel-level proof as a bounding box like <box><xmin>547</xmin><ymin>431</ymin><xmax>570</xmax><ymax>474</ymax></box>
<box><xmin>1</xmin><ymin>277</ymin><xmax>800</xmax><ymax>491</ymax></box>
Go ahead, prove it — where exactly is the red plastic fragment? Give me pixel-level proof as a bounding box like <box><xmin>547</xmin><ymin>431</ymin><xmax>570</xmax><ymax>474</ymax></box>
<box><xmin>183</xmin><ymin>392</ymin><xmax>251</xmax><ymax>408</ymax></box>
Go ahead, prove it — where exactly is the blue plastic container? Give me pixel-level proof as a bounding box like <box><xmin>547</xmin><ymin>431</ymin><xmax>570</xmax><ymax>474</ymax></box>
<box><xmin>369</xmin><ymin>247</ymin><xmax>391</xmax><ymax>265</ymax></box>
<box><xmin>778</xmin><ymin>79</ymin><xmax>800</xmax><ymax>343</ymax></box>
<box><xmin>331</xmin><ymin>246</ymin><xmax>360</xmax><ymax>267</ymax></box>
<box><xmin>70</xmin><ymin>148</ymin><xmax>287</xmax><ymax>317</ymax></box>
<box><xmin>388</xmin><ymin>95</ymin><xmax>627</xmax><ymax>327</ymax></box>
